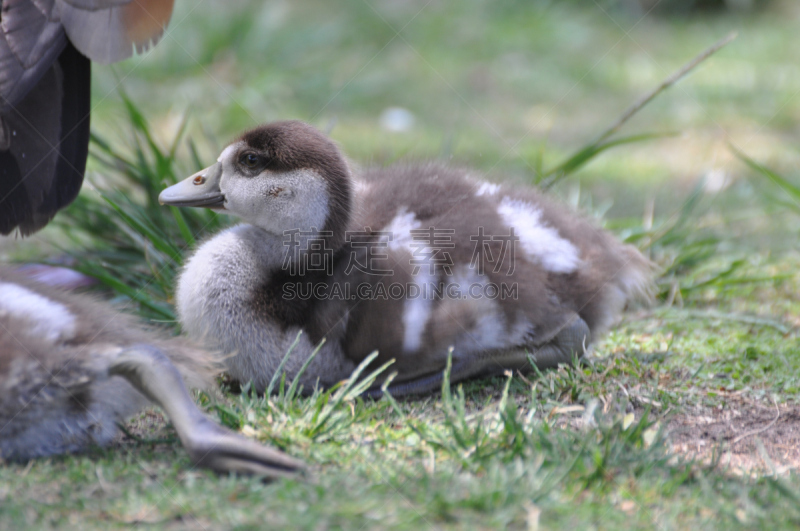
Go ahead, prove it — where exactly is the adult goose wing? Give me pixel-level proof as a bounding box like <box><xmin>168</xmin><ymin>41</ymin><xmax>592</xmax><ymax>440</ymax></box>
<box><xmin>0</xmin><ymin>0</ymin><xmax>67</xmax><ymax>111</ymax></box>
<box><xmin>0</xmin><ymin>0</ymin><xmax>176</xmax><ymax>235</ymax></box>
<box><xmin>0</xmin><ymin>42</ymin><xmax>90</xmax><ymax>236</ymax></box>
<box><xmin>58</xmin><ymin>0</ymin><xmax>175</xmax><ymax>64</ymax></box>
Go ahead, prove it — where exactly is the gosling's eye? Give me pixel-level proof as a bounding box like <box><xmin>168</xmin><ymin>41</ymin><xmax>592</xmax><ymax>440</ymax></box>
<box><xmin>240</xmin><ymin>153</ymin><xmax>261</xmax><ymax>169</ymax></box>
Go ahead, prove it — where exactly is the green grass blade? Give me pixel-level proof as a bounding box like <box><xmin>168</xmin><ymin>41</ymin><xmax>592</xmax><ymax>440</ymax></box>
<box><xmin>73</xmin><ymin>264</ymin><xmax>175</xmax><ymax>320</ymax></box>
<box><xmin>267</xmin><ymin>332</ymin><xmax>304</xmax><ymax>396</ymax></box>
<box><xmin>285</xmin><ymin>338</ymin><xmax>325</xmax><ymax>401</ymax></box>
<box><xmin>732</xmin><ymin>144</ymin><xmax>800</xmax><ymax>205</ymax></box>
<box><xmin>541</xmin><ymin>132</ymin><xmax>677</xmax><ymax>188</ymax></box>
<box><xmin>169</xmin><ymin>206</ymin><xmax>196</xmax><ymax>248</ymax></box>
<box><xmin>101</xmin><ymin>195</ymin><xmax>182</xmax><ymax>261</ymax></box>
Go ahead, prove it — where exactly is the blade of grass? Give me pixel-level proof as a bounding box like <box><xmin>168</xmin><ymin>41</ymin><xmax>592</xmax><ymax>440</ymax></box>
<box><xmin>594</xmin><ymin>32</ymin><xmax>737</xmax><ymax>146</ymax></box>
<box><xmin>72</xmin><ymin>264</ymin><xmax>175</xmax><ymax>319</ymax></box>
<box><xmin>285</xmin><ymin>338</ymin><xmax>326</xmax><ymax>401</ymax></box>
<box><xmin>306</xmin><ymin>352</ymin><xmax>394</xmax><ymax>439</ymax></box>
<box><xmin>101</xmin><ymin>195</ymin><xmax>182</xmax><ymax>261</ymax></box>
<box><xmin>731</xmin><ymin>144</ymin><xmax>800</xmax><ymax>207</ymax></box>
<box><xmin>540</xmin><ymin>132</ymin><xmax>677</xmax><ymax>188</ymax></box>
<box><xmin>267</xmin><ymin>331</ymin><xmax>304</xmax><ymax>396</ymax></box>
<box><xmin>540</xmin><ymin>32</ymin><xmax>736</xmax><ymax>189</ymax></box>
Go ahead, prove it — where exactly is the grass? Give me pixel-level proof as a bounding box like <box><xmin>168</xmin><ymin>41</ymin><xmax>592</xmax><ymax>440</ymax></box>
<box><xmin>3</xmin><ymin>0</ymin><xmax>800</xmax><ymax>529</ymax></box>
<box><xmin>3</xmin><ymin>313</ymin><xmax>800</xmax><ymax>528</ymax></box>
<box><xmin>53</xmin><ymin>92</ymin><xmax>225</xmax><ymax>321</ymax></box>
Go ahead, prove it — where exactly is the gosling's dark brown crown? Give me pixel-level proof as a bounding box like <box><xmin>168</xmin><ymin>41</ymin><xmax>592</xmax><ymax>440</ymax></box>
<box><xmin>238</xmin><ymin>121</ymin><xmax>345</xmax><ymax>175</ymax></box>
<box><xmin>238</xmin><ymin>120</ymin><xmax>353</xmax><ymax>248</ymax></box>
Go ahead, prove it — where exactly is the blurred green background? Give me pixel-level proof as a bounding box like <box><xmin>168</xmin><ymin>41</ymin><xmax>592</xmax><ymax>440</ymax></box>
<box><xmin>2</xmin><ymin>0</ymin><xmax>798</xmax><ymax>257</ymax></box>
<box><xmin>87</xmin><ymin>0</ymin><xmax>797</xmax><ymax>232</ymax></box>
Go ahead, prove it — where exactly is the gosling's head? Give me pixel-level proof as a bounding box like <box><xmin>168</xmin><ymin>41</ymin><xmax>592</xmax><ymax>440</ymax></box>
<box><xmin>160</xmin><ymin>121</ymin><xmax>352</xmax><ymax>243</ymax></box>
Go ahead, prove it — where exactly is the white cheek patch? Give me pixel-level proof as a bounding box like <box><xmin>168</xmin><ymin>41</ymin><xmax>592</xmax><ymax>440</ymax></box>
<box><xmin>223</xmin><ymin>168</ymin><xmax>330</xmax><ymax>233</ymax></box>
<box><xmin>0</xmin><ymin>283</ymin><xmax>77</xmax><ymax>343</ymax></box>
<box><xmin>497</xmin><ymin>197</ymin><xmax>580</xmax><ymax>274</ymax></box>
<box><xmin>279</xmin><ymin>169</ymin><xmax>330</xmax><ymax>230</ymax></box>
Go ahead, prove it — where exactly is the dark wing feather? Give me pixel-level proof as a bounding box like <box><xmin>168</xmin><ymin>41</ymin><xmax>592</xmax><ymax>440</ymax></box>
<box><xmin>0</xmin><ymin>0</ymin><xmax>174</xmax><ymax>235</ymax></box>
<box><xmin>0</xmin><ymin>0</ymin><xmax>66</xmax><ymax>112</ymax></box>
<box><xmin>0</xmin><ymin>42</ymin><xmax>90</xmax><ymax>235</ymax></box>
<box><xmin>58</xmin><ymin>0</ymin><xmax>175</xmax><ymax>64</ymax></box>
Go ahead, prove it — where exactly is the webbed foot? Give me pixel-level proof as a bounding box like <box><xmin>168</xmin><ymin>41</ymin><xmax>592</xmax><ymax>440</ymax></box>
<box><xmin>182</xmin><ymin>416</ymin><xmax>303</xmax><ymax>479</ymax></box>
<box><xmin>110</xmin><ymin>345</ymin><xmax>304</xmax><ymax>479</ymax></box>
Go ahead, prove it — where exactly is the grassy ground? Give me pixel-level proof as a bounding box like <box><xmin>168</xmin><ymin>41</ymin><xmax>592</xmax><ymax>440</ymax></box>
<box><xmin>2</xmin><ymin>1</ymin><xmax>800</xmax><ymax>529</ymax></box>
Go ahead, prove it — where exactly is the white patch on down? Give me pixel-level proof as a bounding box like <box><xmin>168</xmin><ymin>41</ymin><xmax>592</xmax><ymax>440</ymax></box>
<box><xmin>0</xmin><ymin>283</ymin><xmax>76</xmax><ymax>343</ymax></box>
<box><xmin>382</xmin><ymin>207</ymin><xmax>422</xmax><ymax>251</ymax></box>
<box><xmin>497</xmin><ymin>197</ymin><xmax>580</xmax><ymax>274</ymax></box>
<box><xmin>382</xmin><ymin>207</ymin><xmax>437</xmax><ymax>352</ymax></box>
<box><xmin>445</xmin><ymin>266</ymin><xmax>530</xmax><ymax>350</ymax></box>
<box><xmin>475</xmin><ymin>181</ymin><xmax>500</xmax><ymax>197</ymax></box>
<box><xmin>452</xmin><ymin>268</ymin><xmax>505</xmax><ymax>347</ymax></box>
<box><xmin>352</xmin><ymin>179</ymin><xmax>371</xmax><ymax>195</ymax></box>
<box><xmin>402</xmin><ymin>273</ymin><xmax>435</xmax><ymax>353</ymax></box>
<box><xmin>217</xmin><ymin>143</ymin><xmax>239</xmax><ymax>163</ymax></box>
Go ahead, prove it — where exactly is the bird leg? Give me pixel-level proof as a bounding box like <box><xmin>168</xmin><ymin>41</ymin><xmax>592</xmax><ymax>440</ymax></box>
<box><xmin>108</xmin><ymin>344</ymin><xmax>304</xmax><ymax>479</ymax></box>
<box><xmin>365</xmin><ymin>316</ymin><xmax>591</xmax><ymax>399</ymax></box>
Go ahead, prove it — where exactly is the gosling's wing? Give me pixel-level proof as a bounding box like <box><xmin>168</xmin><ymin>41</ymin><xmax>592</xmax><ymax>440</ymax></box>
<box><xmin>58</xmin><ymin>0</ymin><xmax>176</xmax><ymax>64</ymax></box>
<box><xmin>0</xmin><ymin>42</ymin><xmax>90</xmax><ymax>235</ymax></box>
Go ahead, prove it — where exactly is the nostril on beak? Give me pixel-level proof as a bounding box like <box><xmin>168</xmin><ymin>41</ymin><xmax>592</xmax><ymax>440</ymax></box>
<box><xmin>193</xmin><ymin>175</ymin><xmax>206</xmax><ymax>185</ymax></box>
